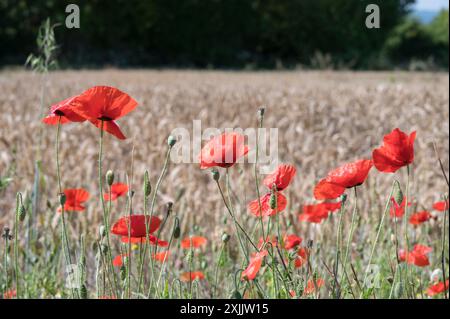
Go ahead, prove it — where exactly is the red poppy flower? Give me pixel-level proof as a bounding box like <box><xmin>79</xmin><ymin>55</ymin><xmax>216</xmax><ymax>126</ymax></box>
<box><xmin>314</xmin><ymin>159</ymin><xmax>373</xmax><ymax>200</ymax></box>
<box><xmin>153</xmin><ymin>251</ymin><xmax>170</xmax><ymax>262</ymax></box>
<box><xmin>263</xmin><ymin>164</ymin><xmax>297</xmax><ymax>191</ymax></box>
<box><xmin>299</xmin><ymin>201</ymin><xmax>342</xmax><ymax>223</ymax></box>
<box><xmin>433</xmin><ymin>200</ymin><xmax>449</xmax><ymax>212</ymax></box>
<box><xmin>112</xmin><ymin>254</ymin><xmax>128</xmax><ymax>267</ymax></box>
<box><xmin>241</xmin><ymin>250</ymin><xmax>268</xmax><ymax>281</ymax></box>
<box><xmin>257</xmin><ymin>236</ymin><xmax>278</xmax><ymax>250</ymax></box>
<box><xmin>181</xmin><ymin>236</ymin><xmax>207</xmax><ymax>249</ymax></box>
<box><xmin>104</xmin><ymin>183</ymin><xmax>129</xmax><ymax>201</ymax></box>
<box><xmin>283</xmin><ymin>234</ymin><xmax>302</xmax><ymax>250</ymax></box>
<box><xmin>120</xmin><ymin>235</ymin><xmax>168</xmax><ymax>247</ymax></box>
<box><xmin>57</xmin><ymin>188</ymin><xmax>90</xmax><ymax>212</ymax></box>
<box><xmin>399</xmin><ymin>244</ymin><xmax>432</xmax><ymax>267</ymax></box>
<box><xmin>111</xmin><ymin>215</ymin><xmax>161</xmax><ymax>237</ymax></box>
<box><xmin>372</xmin><ymin>128</ymin><xmax>416</xmax><ymax>173</ymax></box>
<box><xmin>42</xmin><ymin>96</ymin><xmax>86</xmax><ymax>125</ymax></box>
<box><xmin>409</xmin><ymin>211</ymin><xmax>432</xmax><ymax>226</ymax></box>
<box><xmin>248</xmin><ymin>192</ymin><xmax>287</xmax><ymax>217</ymax></box>
<box><xmin>390</xmin><ymin>197</ymin><xmax>412</xmax><ymax>218</ymax></box>
<box><xmin>180</xmin><ymin>271</ymin><xmax>205</xmax><ymax>282</ymax></box>
<box><xmin>294</xmin><ymin>248</ymin><xmax>309</xmax><ymax>268</ymax></box>
<box><xmin>71</xmin><ymin>86</ymin><xmax>138</xmax><ymax>140</ymax></box>
<box><xmin>199</xmin><ymin>132</ymin><xmax>249</xmax><ymax>169</ymax></box>
<box><xmin>303</xmin><ymin>278</ymin><xmax>324</xmax><ymax>295</ymax></box>
<box><xmin>427</xmin><ymin>280</ymin><xmax>449</xmax><ymax>297</ymax></box>
<box><xmin>3</xmin><ymin>289</ymin><xmax>17</xmax><ymax>299</ymax></box>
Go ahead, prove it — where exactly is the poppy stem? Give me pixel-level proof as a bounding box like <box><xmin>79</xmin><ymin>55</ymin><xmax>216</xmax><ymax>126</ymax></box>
<box><xmin>155</xmin><ymin>216</ymin><xmax>177</xmax><ymax>298</ymax></box>
<box><xmin>403</xmin><ymin>165</ymin><xmax>411</xmax><ymax>298</ymax></box>
<box><xmin>13</xmin><ymin>193</ymin><xmax>22</xmax><ymax>298</ymax></box>
<box><xmin>342</xmin><ymin>187</ymin><xmax>358</xmax><ymax>281</ymax></box>
<box><xmin>213</xmin><ymin>241</ymin><xmax>226</xmax><ymax>298</ymax></box>
<box><xmin>55</xmin><ymin>117</ymin><xmax>76</xmax><ymax>299</ymax></box>
<box><xmin>2</xmin><ymin>229</ymin><xmax>10</xmax><ymax>296</ymax></box>
<box><xmin>254</xmin><ymin>112</ymin><xmax>265</xmax><ymax>242</ymax></box>
<box><xmin>146</xmin><ymin>144</ymin><xmax>173</xmax><ymax>297</ymax></box>
<box><xmin>361</xmin><ymin>181</ymin><xmax>395</xmax><ymax>298</ymax></box>
<box><xmin>215</xmin><ymin>177</ymin><xmax>256</xmax><ymax>257</ymax></box>
<box><xmin>97</xmin><ymin>120</ymin><xmax>119</xmax><ymax>297</ymax></box>
<box><xmin>333</xmin><ymin>200</ymin><xmax>345</xmax><ymax>299</ymax></box>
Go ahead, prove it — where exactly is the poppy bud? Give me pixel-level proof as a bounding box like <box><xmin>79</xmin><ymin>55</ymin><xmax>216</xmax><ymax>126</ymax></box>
<box><xmin>201</xmin><ymin>260</ymin><xmax>207</xmax><ymax>269</ymax></box>
<box><xmin>106</xmin><ymin>170</ymin><xmax>114</xmax><ymax>186</ymax></box>
<box><xmin>221</xmin><ymin>232</ymin><xmax>230</xmax><ymax>243</ymax></box>
<box><xmin>258</xmin><ymin>108</ymin><xmax>265</xmax><ymax>118</ymax></box>
<box><xmin>59</xmin><ymin>193</ymin><xmax>66</xmax><ymax>206</ymax></box>
<box><xmin>18</xmin><ymin>205</ymin><xmax>26</xmax><ymax>222</ymax></box>
<box><xmin>173</xmin><ymin>217</ymin><xmax>181</xmax><ymax>239</ymax></box>
<box><xmin>231</xmin><ymin>290</ymin><xmax>242</xmax><ymax>299</ymax></box>
<box><xmin>393</xmin><ymin>180</ymin><xmax>403</xmax><ymax>205</ymax></box>
<box><xmin>79</xmin><ymin>284</ymin><xmax>87</xmax><ymax>299</ymax></box>
<box><xmin>144</xmin><ymin>170</ymin><xmax>151</xmax><ymax>197</ymax></box>
<box><xmin>99</xmin><ymin>225</ymin><xmax>106</xmax><ymax>238</ymax></box>
<box><xmin>168</xmin><ymin>135</ymin><xmax>177</xmax><ymax>147</ymax></box>
<box><xmin>211</xmin><ymin>168</ymin><xmax>220</xmax><ymax>181</ymax></box>
<box><xmin>340</xmin><ymin>194</ymin><xmax>347</xmax><ymax>203</ymax></box>
<box><xmin>269</xmin><ymin>192</ymin><xmax>277</xmax><ymax>210</ymax></box>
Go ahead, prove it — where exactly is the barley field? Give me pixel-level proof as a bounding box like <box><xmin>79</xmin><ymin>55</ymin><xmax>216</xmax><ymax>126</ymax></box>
<box><xmin>0</xmin><ymin>70</ymin><xmax>448</xmax><ymax>299</ymax></box>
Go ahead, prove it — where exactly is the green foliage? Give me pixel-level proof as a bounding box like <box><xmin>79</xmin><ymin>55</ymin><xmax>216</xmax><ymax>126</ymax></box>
<box><xmin>25</xmin><ymin>18</ymin><xmax>59</xmax><ymax>73</ymax></box>
<box><xmin>383</xmin><ymin>10</ymin><xmax>449</xmax><ymax>68</ymax></box>
<box><xmin>0</xmin><ymin>0</ymin><xmax>428</xmax><ymax>69</ymax></box>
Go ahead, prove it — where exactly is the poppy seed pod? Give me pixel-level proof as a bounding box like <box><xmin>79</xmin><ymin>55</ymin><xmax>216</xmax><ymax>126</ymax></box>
<box><xmin>59</xmin><ymin>193</ymin><xmax>66</xmax><ymax>206</ymax></box>
<box><xmin>221</xmin><ymin>232</ymin><xmax>230</xmax><ymax>243</ymax></box>
<box><xmin>168</xmin><ymin>135</ymin><xmax>177</xmax><ymax>147</ymax></box>
<box><xmin>144</xmin><ymin>171</ymin><xmax>151</xmax><ymax>197</ymax></box>
<box><xmin>173</xmin><ymin>217</ymin><xmax>181</xmax><ymax>239</ymax></box>
<box><xmin>106</xmin><ymin>170</ymin><xmax>114</xmax><ymax>186</ymax></box>
<box><xmin>393</xmin><ymin>180</ymin><xmax>403</xmax><ymax>205</ymax></box>
<box><xmin>211</xmin><ymin>168</ymin><xmax>220</xmax><ymax>181</ymax></box>
<box><xmin>18</xmin><ymin>205</ymin><xmax>26</xmax><ymax>222</ymax></box>
<box><xmin>258</xmin><ymin>107</ymin><xmax>265</xmax><ymax>118</ymax></box>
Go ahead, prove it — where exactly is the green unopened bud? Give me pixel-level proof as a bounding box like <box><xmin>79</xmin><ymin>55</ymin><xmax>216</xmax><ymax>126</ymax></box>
<box><xmin>168</xmin><ymin>135</ymin><xmax>177</xmax><ymax>147</ymax></box>
<box><xmin>211</xmin><ymin>168</ymin><xmax>220</xmax><ymax>181</ymax></box>
<box><xmin>59</xmin><ymin>193</ymin><xmax>66</xmax><ymax>206</ymax></box>
<box><xmin>106</xmin><ymin>170</ymin><xmax>114</xmax><ymax>186</ymax></box>
<box><xmin>79</xmin><ymin>284</ymin><xmax>88</xmax><ymax>299</ymax></box>
<box><xmin>221</xmin><ymin>232</ymin><xmax>230</xmax><ymax>243</ymax></box>
<box><xmin>173</xmin><ymin>217</ymin><xmax>181</xmax><ymax>239</ymax></box>
<box><xmin>269</xmin><ymin>192</ymin><xmax>277</xmax><ymax>210</ymax></box>
<box><xmin>231</xmin><ymin>290</ymin><xmax>242</xmax><ymax>299</ymax></box>
<box><xmin>393</xmin><ymin>180</ymin><xmax>403</xmax><ymax>205</ymax></box>
<box><xmin>144</xmin><ymin>170</ymin><xmax>152</xmax><ymax>197</ymax></box>
<box><xmin>201</xmin><ymin>260</ymin><xmax>207</xmax><ymax>269</ymax></box>
<box><xmin>258</xmin><ymin>108</ymin><xmax>265</xmax><ymax>118</ymax></box>
<box><xmin>18</xmin><ymin>205</ymin><xmax>26</xmax><ymax>222</ymax></box>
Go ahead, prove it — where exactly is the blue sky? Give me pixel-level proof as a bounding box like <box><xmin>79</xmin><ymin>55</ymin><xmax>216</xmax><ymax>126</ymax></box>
<box><xmin>413</xmin><ymin>0</ymin><xmax>449</xmax><ymax>11</ymax></box>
